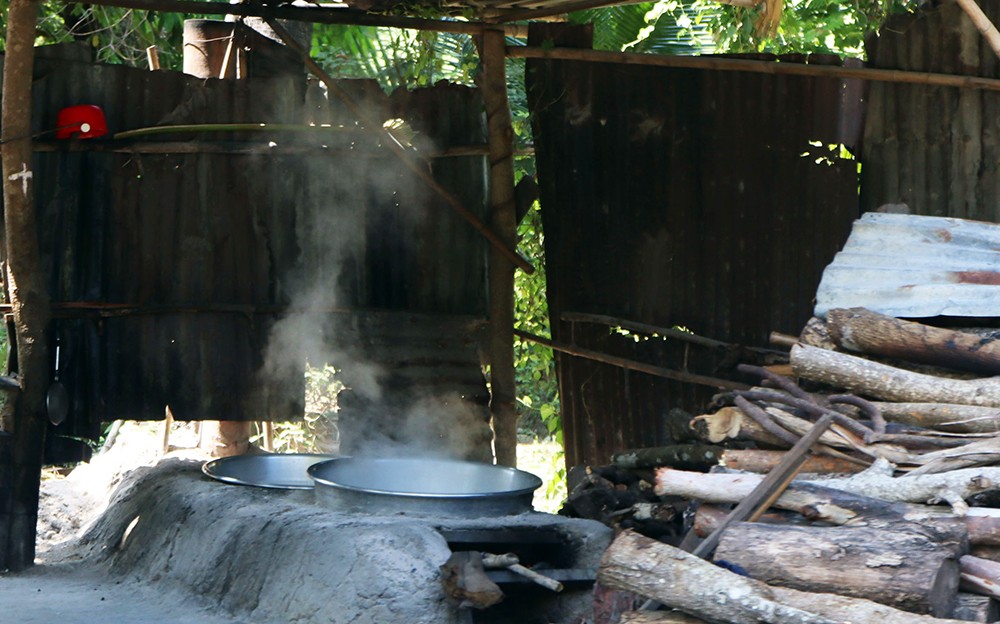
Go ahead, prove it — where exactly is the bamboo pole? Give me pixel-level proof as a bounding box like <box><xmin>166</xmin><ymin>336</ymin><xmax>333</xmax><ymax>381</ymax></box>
<box><xmin>1</xmin><ymin>0</ymin><xmax>51</xmax><ymax>572</ymax></box>
<box><xmin>954</xmin><ymin>0</ymin><xmax>1000</xmax><ymax>60</ymax></box>
<box><xmin>480</xmin><ymin>27</ymin><xmax>520</xmax><ymax>467</ymax></box>
<box><xmin>262</xmin><ymin>18</ymin><xmax>534</xmax><ymax>275</ymax></box>
<box><xmin>507</xmin><ymin>46</ymin><xmax>1000</xmax><ymax>93</ymax></box>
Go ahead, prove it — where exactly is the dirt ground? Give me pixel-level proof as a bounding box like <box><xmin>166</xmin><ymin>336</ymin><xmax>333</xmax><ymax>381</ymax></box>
<box><xmin>1</xmin><ymin>422</ymin><xmax>246</xmax><ymax>623</ymax></box>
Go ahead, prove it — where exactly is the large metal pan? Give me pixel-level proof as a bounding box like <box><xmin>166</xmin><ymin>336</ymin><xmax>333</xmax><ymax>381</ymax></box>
<box><xmin>203</xmin><ymin>453</ymin><xmax>338</xmax><ymax>490</ymax></box>
<box><xmin>308</xmin><ymin>457</ymin><xmax>543</xmax><ymax>517</ymax></box>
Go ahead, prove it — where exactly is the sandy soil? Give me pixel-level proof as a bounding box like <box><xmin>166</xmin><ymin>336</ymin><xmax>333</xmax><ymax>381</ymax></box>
<box><xmin>1</xmin><ymin>422</ymin><xmax>245</xmax><ymax>624</ymax></box>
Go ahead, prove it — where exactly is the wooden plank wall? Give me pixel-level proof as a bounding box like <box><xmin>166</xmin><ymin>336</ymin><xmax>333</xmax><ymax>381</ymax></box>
<box><xmin>527</xmin><ymin>56</ymin><xmax>861</xmax><ymax>467</ymax></box>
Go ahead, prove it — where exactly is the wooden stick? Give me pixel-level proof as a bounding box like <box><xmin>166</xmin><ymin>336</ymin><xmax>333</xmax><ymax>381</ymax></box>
<box><xmin>481</xmin><ymin>553</ymin><xmax>564</xmax><ymax>592</ymax></box>
<box><xmin>263</xmin><ymin>18</ymin><xmax>534</xmax><ymax>275</ymax></box>
<box><xmin>507</xmin><ymin>46</ymin><xmax>1000</xmax><ymax>94</ymax></box>
<box><xmin>955</xmin><ymin>0</ymin><xmax>1000</xmax><ymax>60</ymax></box>
<box><xmin>514</xmin><ymin>328</ymin><xmax>749</xmax><ymax>391</ymax></box>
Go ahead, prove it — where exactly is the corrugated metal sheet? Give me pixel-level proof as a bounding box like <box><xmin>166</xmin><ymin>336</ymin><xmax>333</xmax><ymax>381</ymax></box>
<box><xmin>15</xmin><ymin>49</ymin><xmax>490</xmax><ymax>448</ymax></box>
<box><xmin>527</xmin><ymin>54</ymin><xmax>861</xmax><ymax>467</ymax></box>
<box><xmin>863</xmin><ymin>2</ymin><xmax>1000</xmax><ymax>220</ymax></box>
<box><xmin>814</xmin><ymin>212</ymin><xmax>1000</xmax><ymax>318</ymax></box>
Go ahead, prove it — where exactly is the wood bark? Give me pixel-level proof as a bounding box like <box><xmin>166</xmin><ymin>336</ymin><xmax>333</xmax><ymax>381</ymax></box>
<box><xmin>959</xmin><ymin>555</ymin><xmax>1000</xmax><ymax>599</ymax></box>
<box><xmin>480</xmin><ymin>27</ymin><xmax>519</xmax><ymax>467</ymax></box>
<box><xmin>611</xmin><ymin>444</ymin><xmax>723</xmax><ymax>471</ymax></box>
<box><xmin>950</xmin><ymin>593</ymin><xmax>999</xmax><ymax>622</ymax></box>
<box><xmin>827</xmin><ymin>308</ymin><xmax>1000</xmax><ymax>375</ymax></box>
<box><xmin>874</xmin><ymin>403</ymin><xmax>1000</xmax><ymax>433</ymax></box>
<box><xmin>714</xmin><ymin>522</ymin><xmax>961</xmax><ymax>616</ymax></box>
<box><xmin>439</xmin><ymin>551</ymin><xmax>504</xmax><ymax>609</ymax></box>
<box><xmin>2</xmin><ymin>0</ymin><xmax>50</xmax><ymax>573</ymax></box>
<box><xmin>720</xmin><ymin>449</ymin><xmax>865</xmax><ymax>474</ymax></box>
<box><xmin>619</xmin><ymin>612</ymin><xmax>710</xmax><ymax>623</ymax></box>
<box><xmin>599</xmin><ymin>530</ymin><xmax>970</xmax><ymax>624</ymax></box>
<box><xmin>790</xmin><ymin>344</ymin><xmax>1000</xmax><ymax>407</ymax></box>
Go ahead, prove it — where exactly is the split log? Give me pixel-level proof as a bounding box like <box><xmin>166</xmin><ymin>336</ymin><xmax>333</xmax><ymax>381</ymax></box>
<box><xmin>950</xmin><ymin>593</ymin><xmax>999</xmax><ymax>622</ymax></box>
<box><xmin>873</xmin><ymin>403</ymin><xmax>1000</xmax><ymax>433</ymax></box>
<box><xmin>790</xmin><ymin>344</ymin><xmax>1000</xmax><ymax>407</ymax></box>
<box><xmin>599</xmin><ymin>530</ymin><xmax>970</xmax><ymax>624</ymax></box>
<box><xmin>611</xmin><ymin>444</ymin><xmax>723</xmax><ymax>471</ymax></box>
<box><xmin>714</xmin><ymin>522</ymin><xmax>961</xmax><ymax>616</ymax></box>
<box><xmin>827</xmin><ymin>308</ymin><xmax>1000</xmax><ymax>375</ymax></box>
<box><xmin>720</xmin><ymin>449</ymin><xmax>865</xmax><ymax>474</ymax></box>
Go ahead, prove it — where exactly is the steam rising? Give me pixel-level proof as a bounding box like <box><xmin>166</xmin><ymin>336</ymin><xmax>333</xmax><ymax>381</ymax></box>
<box><xmin>255</xmin><ymin>85</ymin><xmax>493</xmax><ymax>462</ymax></box>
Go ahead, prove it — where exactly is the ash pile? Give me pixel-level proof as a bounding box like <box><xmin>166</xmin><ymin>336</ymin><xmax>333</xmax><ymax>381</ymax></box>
<box><xmin>562</xmin><ymin>214</ymin><xmax>1000</xmax><ymax>623</ymax></box>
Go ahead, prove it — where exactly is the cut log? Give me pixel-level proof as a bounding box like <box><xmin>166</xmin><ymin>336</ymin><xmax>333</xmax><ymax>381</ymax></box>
<box><xmin>720</xmin><ymin>449</ymin><xmax>865</xmax><ymax>474</ymax></box>
<box><xmin>874</xmin><ymin>403</ymin><xmax>1000</xmax><ymax>433</ymax></box>
<box><xmin>714</xmin><ymin>522</ymin><xmax>961</xmax><ymax>616</ymax></box>
<box><xmin>950</xmin><ymin>593</ymin><xmax>999</xmax><ymax>622</ymax></box>
<box><xmin>694</xmin><ymin>503</ymin><xmax>828</xmax><ymax>536</ymax></box>
<box><xmin>611</xmin><ymin>444</ymin><xmax>723</xmax><ymax>471</ymax></box>
<box><xmin>827</xmin><ymin>308</ymin><xmax>1000</xmax><ymax>375</ymax></box>
<box><xmin>599</xmin><ymin>530</ymin><xmax>970</xmax><ymax>624</ymax></box>
<box><xmin>799</xmin><ymin>316</ymin><xmax>837</xmax><ymax>350</ymax></box>
<box><xmin>791</xmin><ymin>343</ymin><xmax>1000</xmax><ymax>407</ymax></box>
<box><xmin>690</xmin><ymin>406</ymin><xmax>788</xmax><ymax>447</ymax></box>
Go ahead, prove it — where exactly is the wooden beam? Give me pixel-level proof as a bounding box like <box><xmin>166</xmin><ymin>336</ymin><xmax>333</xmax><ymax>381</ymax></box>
<box><xmin>514</xmin><ymin>328</ymin><xmax>749</xmax><ymax>391</ymax></box>
<box><xmin>1</xmin><ymin>0</ymin><xmax>51</xmax><ymax>572</ymax></box>
<box><xmin>77</xmin><ymin>0</ymin><xmax>527</xmax><ymax>36</ymax></box>
<box><xmin>480</xmin><ymin>27</ymin><xmax>520</xmax><ymax>467</ymax></box>
<box><xmin>507</xmin><ymin>46</ymin><xmax>1000</xmax><ymax>93</ymax></box>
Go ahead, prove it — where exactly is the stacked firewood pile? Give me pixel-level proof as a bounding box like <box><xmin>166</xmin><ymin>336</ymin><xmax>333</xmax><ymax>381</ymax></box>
<box><xmin>575</xmin><ymin>307</ymin><xmax>1000</xmax><ymax>623</ymax></box>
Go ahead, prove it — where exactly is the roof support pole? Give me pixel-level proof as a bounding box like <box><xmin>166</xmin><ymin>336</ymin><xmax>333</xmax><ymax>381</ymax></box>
<box><xmin>1</xmin><ymin>0</ymin><xmax>50</xmax><ymax>572</ymax></box>
<box><xmin>479</xmin><ymin>27</ymin><xmax>519</xmax><ymax>467</ymax></box>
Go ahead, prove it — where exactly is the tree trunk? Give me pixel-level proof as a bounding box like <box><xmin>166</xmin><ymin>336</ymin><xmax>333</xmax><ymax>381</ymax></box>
<box><xmin>480</xmin><ymin>27</ymin><xmax>519</xmax><ymax>467</ymax></box>
<box><xmin>1</xmin><ymin>0</ymin><xmax>49</xmax><ymax>573</ymax></box>
<box><xmin>611</xmin><ymin>444</ymin><xmax>723</xmax><ymax>470</ymax></box>
<box><xmin>599</xmin><ymin>530</ymin><xmax>969</xmax><ymax>624</ymax></box>
<box><xmin>790</xmin><ymin>344</ymin><xmax>1000</xmax><ymax>407</ymax></box>
<box><xmin>827</xmin><ymin>307</ymin><xmax>1000</xmax><ymax>375</ymax></box>
<box><xmin>714</xmin><ymin>522</ymin><xmax>961</xmax><ymax>616</ymax></box>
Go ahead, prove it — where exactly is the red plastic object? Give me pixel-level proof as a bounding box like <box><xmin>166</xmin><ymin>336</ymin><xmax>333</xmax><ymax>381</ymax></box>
<box><xmin>55</xmin><ymin>105</ymin><xmax>107</xmax><ymax>139</ymax></box>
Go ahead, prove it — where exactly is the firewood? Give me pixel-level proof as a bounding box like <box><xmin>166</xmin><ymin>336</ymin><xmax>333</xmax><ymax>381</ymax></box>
<box><xmin>950</xmin><ymin>593</ymin><xmax>1000</xmax><ymax>622</ymax></box>
<box><xmin>619</xmin><ymin>612</ymin><xmax>710</xmax><ymax>623</ymax></box>
<box><xmin>720</xmin><ymin>449</ymin><xmax>865</xmax><ymax>474</ymax></box>
<box><xmin>599</xmin><ymin>530</ymin><xmax>970</xmax><ymax>624</ymax></box>
<box><xmin>611</xmin><ymin>444</ymin><xmax>724</xmax><ymax>471</ymax></box>
<box><xmin>714</xmin><ymin>522</ymin><xmax>962</xmax><ymax>616</ymax></box>
<box><xmin>690</xmin><ymin>406</ymin><xmax>788</xmax><ymax>447</ymax></box>
<box><xmin>960</xmin><ymin>555</ymin><xmax>1000</xmax><ymax>599</ymax></box>
<box><xmin>439</xmin><ymin>551</ymin><xmax>504</xmax><ymax>609</ymax></box>
<box><xmin>873</xmin><ymin>403</ymin><xmax>1000</xmax><ymax>433</ymax></box>
<box><xmin>826</xmin><ymin>308</ymin><xmax>1000</xmax><ymax>375</ymax></box>
<box><xmin>791</xmin><ymin>344</ymin><xmax>1000</xmax><ymax>407</ymax></box>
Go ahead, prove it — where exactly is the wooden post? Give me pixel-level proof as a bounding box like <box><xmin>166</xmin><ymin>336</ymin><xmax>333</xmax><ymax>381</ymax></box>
<box><xmin>1</xmin><ymin>0</ymin><xmax>50</xmax><ymax>572</ymax></box>
<box><xmin>480</xmin><ymin>27</ymin><xmax>519</xmax><ymax>467</ymax></box>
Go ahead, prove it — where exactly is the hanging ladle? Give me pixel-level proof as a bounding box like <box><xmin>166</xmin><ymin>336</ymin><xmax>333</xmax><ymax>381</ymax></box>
<box><xmin>46</xmin><ymin>335</ymin><xmax>69</xmax><ymax>426</ymax></box>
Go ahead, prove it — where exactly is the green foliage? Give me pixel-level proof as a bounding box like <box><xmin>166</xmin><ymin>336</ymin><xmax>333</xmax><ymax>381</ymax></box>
<box><xmin>256</xmin><ymin>364</ymin><xmax>342</xmax><ymax>453</ymax></box>
<box><xmin>312</xmin><ymin>24</ymin><xmax>479</xmax><ymax>90</ymax></box>
<box><xmin>571</xmin><ymin>0</ymin><xmax>717</xmax><ymax>54</ymax></box>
